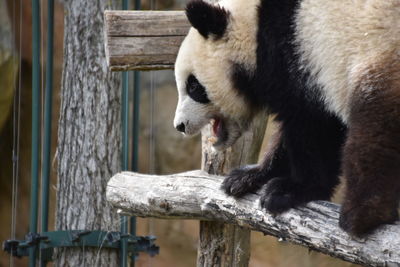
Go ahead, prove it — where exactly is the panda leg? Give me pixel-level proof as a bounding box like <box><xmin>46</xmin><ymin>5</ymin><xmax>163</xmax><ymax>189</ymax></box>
<box><xmin>260</xmin><ymin>113</ymin><xmax>345</xmax><ymax>214</ymax></box>
<box><xmin>339</xmin><ymin>77</ymin><xmax>400</xmax><ymax>237</ymax></box>
<box><xmin>222</xmin><ymin>123</ymin><xmax>289</xmax><ymax>197</ymax></box>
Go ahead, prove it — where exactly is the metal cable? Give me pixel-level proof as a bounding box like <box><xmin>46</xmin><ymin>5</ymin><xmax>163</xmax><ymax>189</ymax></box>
<box><xmin>10</xmin><ymin>1</ymin><xmax>17</xmax><ymax>266</ymax></box>
<box><xmin>148</xmin><ymin>3</ymin><xmax>156</xmax><ymax>267</ymax></box>
<box><xmin>10</xmin><ymin>1</ymin><xmax>23</xmax><ymax>266</ymax></box>
<box><xmin>11</xmin><ymin>0</ymin><xmax>17</xmax><ymax>242</ymax></box>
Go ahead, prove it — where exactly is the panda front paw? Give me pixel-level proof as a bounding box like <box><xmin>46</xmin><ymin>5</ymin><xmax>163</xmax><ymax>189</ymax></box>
<box><xmin>260</xmin><ymin>177</ymin><xmax>295</xmax><ymax>214</ymax></box>
<box><xmin>339</xmin><ymin>203</ymin><xmax>399</xmax><ymax>237</ymax></box>
<box><xmin>221</xmin><ymin>165</ymin><xmax>266</xmax><ymax>197</ymax></box>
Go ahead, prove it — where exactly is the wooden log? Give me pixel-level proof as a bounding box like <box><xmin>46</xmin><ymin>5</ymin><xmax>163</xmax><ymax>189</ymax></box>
<box><xmin>107</xmin><ymin>170</ymin><xmax>400</xmax><ymax>267</ymax></box>
<box><xmin>104</xmin><ymin>11</ymin><xmax>190</xmax><ymax>71</ymax></box>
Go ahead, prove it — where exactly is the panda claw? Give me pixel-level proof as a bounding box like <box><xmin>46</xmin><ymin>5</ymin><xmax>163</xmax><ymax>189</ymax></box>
<box><xmin>221</xmin><ymin>165</ymin><xmax>266</xmax><ymax>197</ymax></box>
<box><xmin>260</xmin><ymin>177</ymin><xmax>296</xmax><ymax>214</ymax></box>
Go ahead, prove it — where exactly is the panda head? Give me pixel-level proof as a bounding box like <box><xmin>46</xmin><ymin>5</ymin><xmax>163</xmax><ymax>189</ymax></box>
<box><xmin>174</xmin><ymin>0</ymin><xmax>259</xmax><ymax>150</ymax></box>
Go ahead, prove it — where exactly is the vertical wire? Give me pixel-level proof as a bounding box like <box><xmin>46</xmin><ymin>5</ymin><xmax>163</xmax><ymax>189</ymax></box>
<box><xmin>17</xmin><ymin>0</ymin><xmax>22</xmax><ymax>188</ymax></box>
<box><xmin>10</xmin><ymin>1</ymin><xmax>18</xmax><ymax>265</ymax></box>
<box><xmin>11</xmin><ymin>0</ymin><xmax>17</xmax><ymax>243</ymax></box>
<box><xmin>39</xmin><ymin>0</ymin><xmax>43</xmax><ymax>239</ymax></box>
<box><xmin>120</xmin><ymin>69</ymin><xmax>129</xmax><ymax>267</ymax></box>
<box><xmin>148</xmin><ymin>0</ymin><xmax>156</xmax><ymax>176</ymax></box>
<box><xmin>30</xmin><ymin>0</ymin><xmax>42</xmax><ymax>266</ymax></box>
<box><xmin>14</xmin><ymin>0</ymin><xmax>23</xmax><ymax>252</ymax></box>
<box><xmin>15</xmin><ymin>0</ymin><xmax>23</xmax><ymax>238</ymax></box>
<box><xmin>38</xmin><ymin>0</ymin><xmax>45</xmax><ymax>264</ymax></box>
<box><xmin>147</xmin><ymin>73</ymin><xmax>155</xmax><ymax>267</ymax></box>
<box><xmin>121</xmin><ymin>0</ymin><xmax>129</xmax><ymax>265</ymax></box>
<box><xmin>122</xmin><ymin>76</ymin><xmax>129</xmax><ymax>171</ymax></box>
<box><xmin>130</xmin><ymin>1</ymin><xmax>141</xmax><ymax>265</ymax></box>
<box><xmin>149</xmin><ymin>72</ymin><xmax>155</xmax><ymax>175</ymax></box>
<box><xmin>148</xmin><ymin>2</ymin><xmax>156</xmax><ymax>267</ymax></box>
<box><xmin>131</xmin><ymin>1</ymin><xmax>141</xmax><ymax>175</ymax></box>
<box><xmin>39</xmin><ymin>0</ymin><xmax>54</xmax><ymax>264</ymax></box>
<box><xmin>41</xmin><ymin>0</ymin><xmax>54</xmax><ymax>235</ymax></box>
<box><xmin>148</xmin><ymin>0</ymin><xmax>156</xmax><ymax>175</ymax></box>
<box><xmin>9</xmin><ymin>7</ymin><xmax>24</xmax><ymax>266</ymax></box>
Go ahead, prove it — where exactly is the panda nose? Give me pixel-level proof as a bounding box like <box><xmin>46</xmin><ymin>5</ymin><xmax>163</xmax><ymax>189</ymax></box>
<box><xmin>176</xmin><ymin>123</ymin><xmax>185</xmax><ymax>133</ymax></box>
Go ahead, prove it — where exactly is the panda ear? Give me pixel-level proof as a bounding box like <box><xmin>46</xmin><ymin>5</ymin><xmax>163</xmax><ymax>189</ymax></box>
<box><xmin>185</xmin><ymin>0</ymin><xmax>230</xmax><ymax>39</ymax></box>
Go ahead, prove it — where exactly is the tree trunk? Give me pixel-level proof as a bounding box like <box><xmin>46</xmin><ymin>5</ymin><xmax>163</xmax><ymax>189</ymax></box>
<box><xmin>55</xmin><ymin>0</ymin><xmax>121</xmax><ymax>266</ymax></box>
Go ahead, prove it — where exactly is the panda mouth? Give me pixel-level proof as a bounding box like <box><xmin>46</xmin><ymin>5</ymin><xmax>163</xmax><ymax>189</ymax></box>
<box><xmin>210</xmin><ymin>117</ymin><xmax>229</xmax><ymax>147</ymax></box>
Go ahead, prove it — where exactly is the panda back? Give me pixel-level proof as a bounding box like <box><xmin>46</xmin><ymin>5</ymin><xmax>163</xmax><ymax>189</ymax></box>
<box><xmin>295</xmin><ymin>0</ymin><xmax>400</xmax><ymax>123</ymax></box>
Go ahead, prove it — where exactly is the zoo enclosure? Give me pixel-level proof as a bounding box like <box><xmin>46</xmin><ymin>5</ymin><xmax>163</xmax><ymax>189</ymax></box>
<box><xmin>4</xmin><ymin>0</ymin><xmax>158</xmax><ymax>266</ymax></box>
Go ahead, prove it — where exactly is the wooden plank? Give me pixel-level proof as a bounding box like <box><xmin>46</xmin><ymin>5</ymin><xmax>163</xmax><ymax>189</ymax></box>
<box><xmin>104</xmin><ymin>11</ymin><xmax>190</xmax><ymax>71</ymax></box>
<box><xmin>105</xmin><ymin>11</ymin><xmax>190</xmax><ymax>36</ymax></box>
<box><xmin>107</xmin><ymin>36</ymin><xmax>185</xmax><ymax>71</ymax></box>
<box><xmin>107</xmin><ymin>170</ymin><xmax>400</xmax><ymax>267</ymax></box>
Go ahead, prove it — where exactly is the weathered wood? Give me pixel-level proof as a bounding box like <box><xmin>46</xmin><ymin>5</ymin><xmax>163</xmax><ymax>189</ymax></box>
<box><xmin>107</xmin><ymin>171</ymin><xmax>400</xmax><ymax>267</ymax></box>
<box><xmin>107</xmin><ymin>36</ymin><xmax>185</xmax><ymax>71</ymax></box>
<box><xmin>104</xmin><ymin>11</ymin><xmax>190</xmax><ymax>71</ymax></box>
<box><xmin>105</xmin><ymin>11</ymin><xmax>190</xmax><ymax>36</ymax></box>
<box><xmin>198</xmin><ymin>114</ymin><xmax>267</xmax><ymax>267</ymax></box>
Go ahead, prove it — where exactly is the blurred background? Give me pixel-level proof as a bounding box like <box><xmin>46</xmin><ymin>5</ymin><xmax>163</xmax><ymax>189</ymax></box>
<box><xmin>0</xmin><ymin>0</ymin><xmax>358</xmax><ymax>266</ymax></box>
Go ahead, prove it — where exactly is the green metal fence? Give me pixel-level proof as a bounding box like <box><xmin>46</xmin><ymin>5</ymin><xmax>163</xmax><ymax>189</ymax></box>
<box><xmin>3</xmin><ymin>0</ymin><xmax>158</xmax><ymax>266</ymax></box>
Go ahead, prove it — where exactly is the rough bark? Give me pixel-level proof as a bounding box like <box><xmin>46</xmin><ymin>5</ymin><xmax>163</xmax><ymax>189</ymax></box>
<box><xmin>198</xmin><ymin>114</ymin><xmax>267</xmax><ymax>267</ymax></box>
<box><xmin>55</xmin><ymin>0</ymin><xmax>121</xmax><ymax>266</ymax></box>
<box><xmin>107</xmin><ymin>171</ymin><xmax>400</xmax><ymax>267</ymax></box>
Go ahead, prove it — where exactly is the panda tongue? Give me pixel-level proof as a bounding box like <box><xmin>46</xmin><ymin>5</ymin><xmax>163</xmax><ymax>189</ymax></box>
<box><xmin>213</xmin><ymin>118</ymin><xmax>221</xmax><ymax>137</ymax></box>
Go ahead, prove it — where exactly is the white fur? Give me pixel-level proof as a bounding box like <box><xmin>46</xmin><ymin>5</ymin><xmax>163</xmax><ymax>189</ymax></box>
<box><xmin>295</xmin><ymin>0</ymin><xmax>400</xmax><ymax>123</ymax></box>
<box><xmin>174</xmin><ymin>95</ymin><xmax>217</xmax><ymax>135</ymax></box>
<box><xmin>174</xmin><ymin>0</ymin><xmax>260</xmax><ymax>123</ymax></box>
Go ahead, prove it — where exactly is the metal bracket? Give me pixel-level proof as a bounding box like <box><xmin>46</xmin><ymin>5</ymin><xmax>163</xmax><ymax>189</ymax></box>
<box><xmin>3</xmin><ymin>230</ymin><xmax>159</xmax><ymax>262</ymax></box>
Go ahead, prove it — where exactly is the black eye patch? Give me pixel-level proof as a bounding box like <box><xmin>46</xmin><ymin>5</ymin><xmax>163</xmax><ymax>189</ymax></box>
<box><xmin>186</xmin><ymin>74</ymin><xmax>210</xmax><ymax>104</ymax></box>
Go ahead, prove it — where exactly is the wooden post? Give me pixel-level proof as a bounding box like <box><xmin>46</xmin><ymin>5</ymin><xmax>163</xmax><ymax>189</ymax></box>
<box><xmin>198</xmin><ymin>114</ymin><xmax>267</xmax><ymax>267</ymax></box>
<box><xmin>104</xmin><ymin>9</ymin><xmax>268</xmax><ymax>266</ymax></box>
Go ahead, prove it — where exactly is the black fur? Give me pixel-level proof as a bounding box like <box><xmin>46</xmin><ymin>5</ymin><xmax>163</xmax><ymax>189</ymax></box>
<box><xmin>186</xmin><ymin>74</ymin><xmax>210</xmax><ymax>104</ymax></box>
<box><xmin>339</xmin><ymin>63</ymin><xmax>400</xmax><ymax>236</ymax></box>
<box><xmin>186</xmin><ymin>0</ymin><xmax>229</xmax><ymax>39</ymax></box>
<box><xmin>222</xmin><ymin>126</ymin><xmax>289</xmax><ymax>197</ymax></box>
<box><xmin>224</xmin><ymin>0</ymin><xmax>347</xmax><ymax>223</ymax></box>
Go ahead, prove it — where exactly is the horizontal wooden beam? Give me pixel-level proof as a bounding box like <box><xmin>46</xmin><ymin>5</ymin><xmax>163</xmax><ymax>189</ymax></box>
<box><xmin>107</xmin><ymin>170</ymin><xmax>400</xmax><ymax>267</ymax></box>
<box><xmin>104</xmin><ymin>11</ymin><xmax>190</xmax><ymax>71</ymax></box>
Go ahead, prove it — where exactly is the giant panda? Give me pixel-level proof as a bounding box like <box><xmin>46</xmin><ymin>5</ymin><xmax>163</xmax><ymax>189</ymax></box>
<box><xmin>173</xmin><ymin>0</ymin><xmax>400</xmax><ymax>237</ymax></box>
